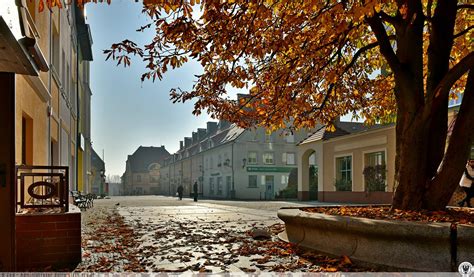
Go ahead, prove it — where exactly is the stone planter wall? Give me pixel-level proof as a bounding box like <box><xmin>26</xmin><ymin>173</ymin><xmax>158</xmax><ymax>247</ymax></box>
<box><xmin>278</xmin><ymin>208</ymin><xmax>474</xmax><ymax>272</ymax></box>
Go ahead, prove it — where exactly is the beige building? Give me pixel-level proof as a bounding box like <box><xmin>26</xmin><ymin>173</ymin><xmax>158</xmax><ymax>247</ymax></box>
<box><xmin>297</xmin><ymin>103</ymin><xmax>474</xmax><ymax>204</ymax></box>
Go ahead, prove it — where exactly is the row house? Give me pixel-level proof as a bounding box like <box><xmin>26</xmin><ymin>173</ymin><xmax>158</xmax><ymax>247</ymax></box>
<box><xmin>0</xmin><ymin>0</ymin><xmax>94</xmax><ymax>270</ymax></box>
<box><xmin>160</xmin><ymin>121</ymin><xmax>313</xmax><ymax>200</ymax></box>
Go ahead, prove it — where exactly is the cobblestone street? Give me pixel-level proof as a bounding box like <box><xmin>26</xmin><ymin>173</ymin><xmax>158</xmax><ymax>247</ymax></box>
<box><xmin>74</xmin><ymin>196</ymin><xmax>377</xmax><ymax>273</ymax></box>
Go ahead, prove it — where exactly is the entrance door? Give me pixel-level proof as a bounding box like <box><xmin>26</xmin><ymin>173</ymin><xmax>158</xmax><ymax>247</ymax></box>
<box><xmin>265</xmin><ymin>175</ymin><xmax>274</xmax><ymax>200</ymax></box>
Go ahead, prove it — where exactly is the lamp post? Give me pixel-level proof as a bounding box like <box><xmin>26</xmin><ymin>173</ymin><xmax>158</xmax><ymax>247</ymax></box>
<box><xmin>99</xmin><ymin>169</ymin><xmax>105</xmax><ymax>195</ymax></box>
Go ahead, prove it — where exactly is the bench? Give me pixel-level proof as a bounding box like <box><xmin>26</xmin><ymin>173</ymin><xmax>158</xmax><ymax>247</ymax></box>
<box><xmin>70</xmin><ymin>191</ymin><xmax>88</xmax><ymax>211</ymax></box>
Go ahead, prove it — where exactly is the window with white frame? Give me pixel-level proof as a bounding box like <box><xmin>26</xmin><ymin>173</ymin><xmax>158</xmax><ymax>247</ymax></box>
<box><xmin>248</xmin><ymin>175</ymin><xmax>258</xmax><ymax>188</ymax></box>
<box><xmin>263</xmin><ymin>153</ymin><xmax>274</xmax><ymax>164</ymax></box>
<box><xmin>335</xmin><ymin>156</ymin><xmax>352</xmax><ymax>191</ymax></box>
<box><xmin>363</xmin><ymin>151</ymin><xmax>386</xmax><ymax>192</ymax></box>
<box><xmin>282</xmin><ymin>153</ymin><xmax>296</xmax><ymax>165</ymax></box>
<box><xmin>248</xmin><ymin>152</ymin><xmax>257</xmax><ymax>164</ymax></box>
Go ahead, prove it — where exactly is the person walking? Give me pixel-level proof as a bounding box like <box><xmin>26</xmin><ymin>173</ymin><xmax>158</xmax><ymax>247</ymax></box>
<box><xmin>458</xmin><ymin>159</ymin><xmax>474</xmax><ymax>207</ymax></box>
<box><xmin>177</xmin><ymin>185</ymin><xmax>184</xmax><ymax>200</ymax></box>
<box><xmin>193</xmin><ymin>181</ymin><xmax>198</xmax><ymax>202</ymax></box>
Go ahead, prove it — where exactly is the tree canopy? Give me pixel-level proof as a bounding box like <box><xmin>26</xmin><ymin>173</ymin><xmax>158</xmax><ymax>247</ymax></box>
<box><xmin>44</xmin><ymin>0</ymin><xmax>473</xmax><ymax>210</ymax></box>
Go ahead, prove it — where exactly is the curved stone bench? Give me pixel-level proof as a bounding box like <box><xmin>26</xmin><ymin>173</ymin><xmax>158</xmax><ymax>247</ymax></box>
<box><xmin>278</xmin><ymin>208</ymin><xmax>474</xmax><ymax>272</ymax></box>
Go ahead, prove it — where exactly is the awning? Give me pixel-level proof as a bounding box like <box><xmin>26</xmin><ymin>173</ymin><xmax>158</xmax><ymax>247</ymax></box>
<box><xmin>0</xmin><ymin>16</ymin><xmax>37</xmax><ymax>76</ymax></box>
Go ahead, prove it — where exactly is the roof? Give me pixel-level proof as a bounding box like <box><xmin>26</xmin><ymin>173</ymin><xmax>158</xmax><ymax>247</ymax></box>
<box><xmin>127</xmin><ymin>146</ymin><xmax>171</xmax><ymax>172</ymax></box>
<box><xmin>298</xmin><ymin>121</ymin><xmax>392</xmax><ymax>145</ymax></box>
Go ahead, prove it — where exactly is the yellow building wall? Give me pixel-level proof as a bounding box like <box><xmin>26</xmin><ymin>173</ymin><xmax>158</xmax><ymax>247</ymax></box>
<box><xmin>15</xmin><ymin>76</ymin><xmax>48</xmax><ymax>166</ymax></box>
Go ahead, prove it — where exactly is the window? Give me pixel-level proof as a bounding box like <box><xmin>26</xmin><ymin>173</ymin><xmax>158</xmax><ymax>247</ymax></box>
<box><xmin>248</xmin><ymin>175</ymin><xmax>258</xmax><ymax>188</ymax></box>
<box><xmin>263</xmin><ymin>153</ymin><xmax>274</xmax><ymax>164</ymax></box>
<box><xmin>282</xmin><ymin>153</ymin><xmax>296</xmax><ymax>165</ymax></box>
<box><xmin>210</xmin><ymin>157</ymin><xmax>214</xmax><ymax>169</ymax></box>
<box><xmin>364</xmin><ymin>151</ymin><xmax>386</xmax><ymax>192</ymax></box>
<box><xmin>52</xmin><ymin>25</ymin><xmax>60</xmax><ymax>73</ymax></box>
<box><xmin>21</xmin><ymin>116</ymin><xmax>33</xmax><ymax>165</ymax></box>
<box><xmin>217</xmin><ymin>177</ymin><xmax>223</xmax><ymax>195</ymax></box>
<box><xmin>248</xmin><ymin>152</ymin><xmax>257</xmax><ymax>164</ymax></box>
<box><xmin>209</xmin><ymin>178</ymin><xmax>215</xmax><ymax>195</ymax></box>
<box><xmin>335</xmin><ymin>156</ymin><xmax>352</xmax><ymax>191</ymax></box>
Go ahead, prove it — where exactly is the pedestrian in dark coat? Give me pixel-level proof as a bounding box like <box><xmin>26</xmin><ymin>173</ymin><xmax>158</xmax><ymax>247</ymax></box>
<box><xmin>458</xmin><ymin>159</ymin><xmax>474</xmax><ymax>208</ymax></box>
<box><xmin>193</xmin><ymin>181</ymin><xmax>198</xmax><ymax>202</ymax></box>
<box><xmin>177</xmin><ymin>185</ymin><xmax>184</xmax><ymax>200</ymax></box>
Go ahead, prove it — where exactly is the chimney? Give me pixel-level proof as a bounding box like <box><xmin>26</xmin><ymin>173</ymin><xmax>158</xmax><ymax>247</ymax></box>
<box><xmin>179</xmin><ymin>141</ymin><xmax>183</xmax><ymax>150</ymax></box>
<box><xmin>184</xmin><ymin>137</ymin><xmax>192</xmax><ymax>148</ymax></box>
<box><xmin>197</xmin><ymin>128</ymin><xmax>207</xmax><ymax>141</ymax></box>
<box><xmin>206</xmin><ymin>122</ymin><xmax>218</xmax><ymax>135</ymax></box>
<box><xmin>192</xmin><ymin>132</ymin><xmax>198</xmax><ymax>144</ymax></box>
<box><xmin>218</xmin><ymin>120</ymin><xmax>231</xmax><ymax>130</ymax></box>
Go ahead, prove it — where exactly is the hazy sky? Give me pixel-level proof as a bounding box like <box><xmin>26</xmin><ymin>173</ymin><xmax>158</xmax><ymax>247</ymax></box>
<box><xmin>87</xmin><ymin>1</ymin><xmax>213</xmax><ymax>177</ymax></box>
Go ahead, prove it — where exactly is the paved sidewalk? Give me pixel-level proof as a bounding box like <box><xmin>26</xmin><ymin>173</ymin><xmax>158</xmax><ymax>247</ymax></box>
<box><xmin>75</xmin><ymin>196</ymin><xmax>373</xmax><ymax>273</ymax></box>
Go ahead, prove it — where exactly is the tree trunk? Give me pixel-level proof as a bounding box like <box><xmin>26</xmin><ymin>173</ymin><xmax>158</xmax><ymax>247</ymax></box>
<box><xmin>423</xmin><ymin>70</ymin><xmax>474</xmax><ymax>210</ymax></box>
<box><xmin>392</xmin><ymin>70</ymin><xmax>474</xmax><ymax>211</ymax></box>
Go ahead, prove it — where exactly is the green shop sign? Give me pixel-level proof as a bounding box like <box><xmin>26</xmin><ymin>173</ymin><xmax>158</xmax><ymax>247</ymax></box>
<box><xmin>246</xmin><ymin>166</ymin><xmax>296</xmax><ymax>173</ymax></box>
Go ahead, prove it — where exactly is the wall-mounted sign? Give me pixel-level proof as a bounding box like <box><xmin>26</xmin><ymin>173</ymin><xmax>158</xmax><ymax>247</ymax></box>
<box><xmin>0</xmin><ymin>0</ymin><xmax>22</xmax><ymax>40</ymax></box>
<box><xmin>246</xmin><ymin>166</ymin><xmax>296</xmax><ymax>173</ymax></box>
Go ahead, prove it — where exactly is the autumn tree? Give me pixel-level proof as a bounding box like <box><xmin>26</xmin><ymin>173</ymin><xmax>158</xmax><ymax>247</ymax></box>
<box><xmin>65</xmin><ymin>0</ymin><xmax>473</xmax><ymax>211</ymax></box>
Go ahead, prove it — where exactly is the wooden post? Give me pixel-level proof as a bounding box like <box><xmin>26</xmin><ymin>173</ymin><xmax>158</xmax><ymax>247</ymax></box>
<box><xmin>0</xmin><ymin>72</ymin><xmax>16</xmax><ymax>271</ymax></box>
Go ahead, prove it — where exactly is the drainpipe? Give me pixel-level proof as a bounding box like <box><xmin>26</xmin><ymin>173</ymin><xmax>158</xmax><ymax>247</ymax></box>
<box><xmin>75</xmin><ymin>16</ymin><xmax>80</xmax><ymax>192</ymax></box>
<box><xmin>47</xmin><ymin>6</ymin><xmax>52</xmax><ymax>167</ymax></box>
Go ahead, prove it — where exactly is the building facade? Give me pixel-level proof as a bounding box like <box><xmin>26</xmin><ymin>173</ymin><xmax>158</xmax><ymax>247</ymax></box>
<box><xmin>122</xmin><ymin>146</ymin><xmax>171</xmax><ymax>195</ymax></box>
<box><xmin>160</xmin><ymin>121</ymin><xmax>312</xmax><ymax>200</ymax></box>
<box><xmin>90</xmin><ymin>148</ymin><xmax>105</xmax><ymax>195</ymax></box>
<box><xmin>297</xmin><ymin>103</ymin><xmax>474</xmax><ymax>204</ymax></box>
<box><xmin>0</xmin><ymin>0</ymin><xmax>94</xmax><ymax>270</ymax></box>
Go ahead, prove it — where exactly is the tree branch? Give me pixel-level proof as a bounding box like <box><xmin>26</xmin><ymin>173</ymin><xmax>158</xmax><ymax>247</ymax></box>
<box><xmin>432</xmin><ymin>51</ymin><xmax>474</xmax><ymax>105</ymax></box>
<box><xmin>365</xmin><ymin>15</ymin><xmax>401</xmax><ymax>74</ymax></box>
<box><xmin>379</xmin><ymin>11</ymin><xmax>401</xmax><ymax>28</ymax></box>
<box><xmin>457</xmin><ymin>4</ymin><xmax>474</xmax><ymax>10</ymax></box>
<box><xmin>454</xmin><ymin>25</ymin><xmax>474</xmax><ymax>39</ymax></box>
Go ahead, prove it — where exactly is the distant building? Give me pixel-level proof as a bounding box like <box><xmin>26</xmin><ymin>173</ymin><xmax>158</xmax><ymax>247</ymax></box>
<box><xmin>90</xmin><ymin>149</ymin><xmax>105</xmax><ymax>195</ymax></box>
<box><xmin>122</xmin><ymin>146</ymin><xmax>171</xmax><ymax>195</ymax></box>
<box><xmin>160</xmin><ymin>120</ymin><xmax>313</xmax><ymax>200</ymax></box>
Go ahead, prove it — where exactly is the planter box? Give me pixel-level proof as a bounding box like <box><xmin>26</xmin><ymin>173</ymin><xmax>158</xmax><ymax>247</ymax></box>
<box><xmin>16</xmin><ymin>206</ymin><xmax>82</xmax><ymax>271</ymax></box>
<box><xmin>278</xmin><ymin>208</ymin><xmax>474</xmax><ymax>272</ymax></box>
